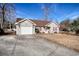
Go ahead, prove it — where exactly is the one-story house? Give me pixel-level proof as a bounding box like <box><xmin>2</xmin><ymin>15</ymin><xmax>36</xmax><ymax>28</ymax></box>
<box><xmin>15</xmin><ymin>18</ymin><xmax>59</xmax><ymax>35</ymax></box>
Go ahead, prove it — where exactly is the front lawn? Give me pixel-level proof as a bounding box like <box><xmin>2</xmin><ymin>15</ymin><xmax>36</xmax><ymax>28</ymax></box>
<box><xmin>37</xmin><ymin>33</ymin><xmax>79</xmax><ymax>51</ymax></box>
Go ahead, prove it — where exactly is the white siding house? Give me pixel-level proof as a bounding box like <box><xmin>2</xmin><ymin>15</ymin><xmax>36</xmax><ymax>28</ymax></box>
<box><xmin>15</xmin><ymin>19</ymin><xmax>59</xmax><ymax>35</ymax></box>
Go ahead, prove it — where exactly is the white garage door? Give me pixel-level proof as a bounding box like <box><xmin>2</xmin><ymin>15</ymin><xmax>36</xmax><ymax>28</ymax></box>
<box><xmin>21</xmin><ymin>27</ymin><xmax>33</xmax><ymax>34</ymax></box>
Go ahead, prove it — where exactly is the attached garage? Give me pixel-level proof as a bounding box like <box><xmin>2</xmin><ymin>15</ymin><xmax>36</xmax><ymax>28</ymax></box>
<box><xmin>15</xmin><ymin>19</ymin><xmax>36</xmax><ymax>35</ymax></box>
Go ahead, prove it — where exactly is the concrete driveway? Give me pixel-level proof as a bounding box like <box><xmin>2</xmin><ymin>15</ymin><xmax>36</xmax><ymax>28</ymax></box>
<box><xmin>0</xmin><ymin>35</ymin><xmax>79</xmax><ymax>56</ymax></box>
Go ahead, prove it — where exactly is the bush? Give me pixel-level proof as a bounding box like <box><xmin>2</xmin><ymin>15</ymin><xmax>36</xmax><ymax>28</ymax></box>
<box><xmin>76</xmin><ymin>29</ymin><xmax>79</xmax><ymax>35</ymax></box>
<box><xmin>0</xmin><ymin>28</ymin><xmax>5</xmax><ymax>35</ymax></box>
<box><xmin>46</xmin><ymin>26</ymin><xmax>50</xmax><ymax>29</ymax></box>
<box><xmin>35</xmin><ymin>28</ymin><xmax>40</xmax><ymax>33</ymax></box>
<box><xmin>62</xmin><ymin>28</ymin><xmax>69</xmax><ymax>32</ymax></box>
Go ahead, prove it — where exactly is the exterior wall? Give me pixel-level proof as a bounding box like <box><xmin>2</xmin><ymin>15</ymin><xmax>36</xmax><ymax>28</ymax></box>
<box><xmin>35</xmin><ymin>27</ymin><xmax>49</xmax><ymax>33</ymax></box>
<box><xmin>46</xmin><ymin>22</ymin><xmax>59</xmax><ymax>33</ymax></box>
<box><xmin>34</xmin><ymin>22</ymin><xmax>59</xmax><ymax>34</ymax></box>
<box><xmin>32</xmin><ymin>25</ymin><xmax>35</xmax><ymax>34</ymax></box>
<box><xmin>16</xmin><ymin>20</ymin><xmax>35</xmax><ymax>35</ymax></box>
<box><xmin>40</xmin><ymin>27</ymin><xmax>45</xmax><ymax>33</ymax></box>
<box><xmin>35</xmin><ymin>26</ymin><xmax>47</xmax><ymax>33</ymax></box>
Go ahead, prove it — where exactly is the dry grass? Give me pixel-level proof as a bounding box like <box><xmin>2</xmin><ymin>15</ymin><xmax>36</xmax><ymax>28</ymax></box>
<box><xmin>37</xmin><ymin>33</ymin><xmax>79</xmax><ymax>51</ymax></box>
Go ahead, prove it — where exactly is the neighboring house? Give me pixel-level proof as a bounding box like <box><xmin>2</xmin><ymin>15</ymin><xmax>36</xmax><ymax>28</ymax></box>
<box><xmin>15</xmin><ymin>18</ymin><xmax>59</xmax><ymax>35</ymax></box>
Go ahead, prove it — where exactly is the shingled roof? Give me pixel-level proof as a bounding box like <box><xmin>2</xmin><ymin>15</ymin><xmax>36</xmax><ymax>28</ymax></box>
<box><xmin>30</xmin><ymin>20</ymin><xmax>50</xmax><ymax>27</ymax></box>
<box><xmin>16</xmin><ymin>18</ymin><xmax>23</xmax><ymax>22</ymax></box>
<box><xmin>16</xmin><ymin>18</ymin><xmax>50</xmax><ymax>26</ymax></box>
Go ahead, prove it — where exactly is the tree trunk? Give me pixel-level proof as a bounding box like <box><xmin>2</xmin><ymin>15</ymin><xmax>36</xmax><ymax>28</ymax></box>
<box><xmin>1</xmin><ymin>4</ymin><xmax>5</xmax><ymax>29</ymax></box>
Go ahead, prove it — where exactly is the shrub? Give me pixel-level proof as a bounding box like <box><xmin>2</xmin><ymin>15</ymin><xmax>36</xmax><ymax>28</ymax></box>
<box><xmin>46</xmin><ymin>26</ymin><xmax>50</xmax><ymax>29</ymax></box>
<box><xmin>76</xmin><ymin>29</ymin><xmax>79</xmax><ymax>35</ymax></box>
<box><xmin>35</xmin><ymin>28</ymin><xmax>40</xmax><ymax>33</ymax></box>
<box><xmin>0</xmin><ymin>28</ymin><xmax>5</xmax><ymax>35</ymax></box>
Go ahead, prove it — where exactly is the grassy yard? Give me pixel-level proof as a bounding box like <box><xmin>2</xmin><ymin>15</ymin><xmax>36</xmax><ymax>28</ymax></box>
<box><xmin>37</xmin><ymin>33</ymin><xmax>79</xmax><ymax>51</ymax></box>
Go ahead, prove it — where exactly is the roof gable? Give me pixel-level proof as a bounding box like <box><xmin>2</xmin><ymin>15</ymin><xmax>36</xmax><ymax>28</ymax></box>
<box><xmin>15</xmin><ymin>19</ymin><xmax>36</xmax><ymax>25</ymax></box>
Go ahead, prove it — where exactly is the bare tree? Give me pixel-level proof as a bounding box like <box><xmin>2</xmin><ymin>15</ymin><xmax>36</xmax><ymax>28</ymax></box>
<box><xmin>0</xmin><ymin>3</ymin><xmax>16</xmax><ymax>29</ymax></box>
<box><xmin>41</xmin><ymin>3</ymin><xmax>52</xmax><ymax>20</ymax></box>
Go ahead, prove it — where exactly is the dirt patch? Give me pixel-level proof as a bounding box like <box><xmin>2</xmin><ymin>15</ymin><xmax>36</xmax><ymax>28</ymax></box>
<box><xmin>37</xmin><ymin>33</ymin><xmax>79</xmax><ymax>51</ymax></box>
<box><xmin>0</xmin><ymin>32</ymin><xmax>16</xmax><ymax>36</ymax></box>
